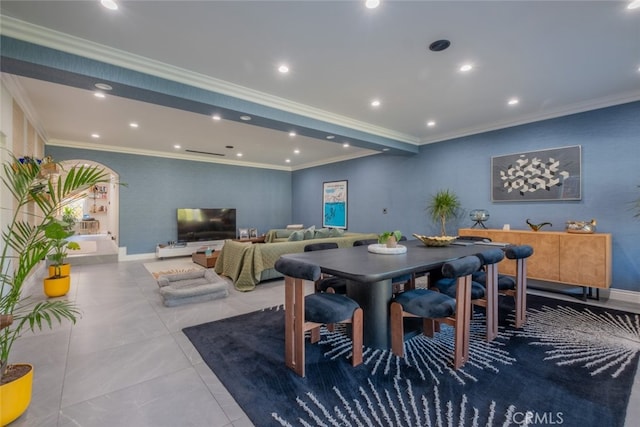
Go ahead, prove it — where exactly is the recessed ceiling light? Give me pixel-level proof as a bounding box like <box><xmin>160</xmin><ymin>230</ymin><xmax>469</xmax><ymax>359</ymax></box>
<box><xmin>94</xmin><ymin>83</ymin><xmax>112</xmax><ymax>91</ymax></box>
<box><xmin>382</xmin><ymin>148</ymin><xmax>390</xmax><ymax>152</ymax></box>
<box><xmin>508</xmin><ymin>98</ymin><xmax>520</xmax><ymax>106</ymax></box>
<box><xmin>212</xmin><ymin>114</ymin><xmax>221</xmax><ymax>121</ymax></box>
<box><xmin>240</xmin><ymin>115</ymin><xmax>251</xmax><ymax>121</ymax></box>
<box><xmin>326</xmin><ymin>135</ymin><xmax>335</xmax><ymax>140</ymax></box>
<box><xmin>343</xmin><ymin>143</ymin><xmax>350</xmax><ymax>148</ymax></box>
<box><xmin>371</xmin><ymin>99</ymin><xmax>381</xmax><ymax>107</ymax></box>
<box><xmin>278</xmin><ymin>64</ymin><xmax>290</xmax><ymax>74</ymax></box>
<box><xmin>100</xmin><ymin>0</ymin><xmax>118</xmax><ymax>11</ymax></box>
<box><xmin>91</xmin><ymin>133</ymin><xmax>100</xmax><ymax>139</ymax></box>
<box><xmin>173</xmin><ymin>144</ymin><xmax>181</xmax><ymax>149</ymax></box>
<box><xmin>365</xmin><ymin>0</ymin><xmax>380</xmax><ymax>9</ymax></box>
<box><xmin>94</xmin><ymin>92</ymin><xmax>106</xmax><ymax>99</ymax></box>
<box><xmin>628</xmin><ymin>0</ymin><xmax>640</xmax><ymax>10</ymax></box>
<box><xmin>129</xmin><ymin>122</ymin><xmax>139</xmax><ymax>128</ymax></box>
<box><xmin>236</xmin><ymin>153</ymin><xmax>243</xmax><ymax>157</ymax></box>
<box><xmin>460</xmin><ymin>64</ymin><xmax>473</xmax><ymax>72</ymax></box>
<box><xmin>294</xmin><ymin>149</ymin><xmax>300</xmax><ymax>154</ymax></box>
<box><xmin>285</xmin><ymin>158</ymin><xmax>291</xmax><ymax>163</ymax></box>
<box><xmin>427</xmin><ymin>120</ymin><xmax>436</xmax><ymax>127</ymax></box>
<box><xmin>289</xmin><ymin>131</ymin><xmax>296</xmax><ymax>137</ymax></box>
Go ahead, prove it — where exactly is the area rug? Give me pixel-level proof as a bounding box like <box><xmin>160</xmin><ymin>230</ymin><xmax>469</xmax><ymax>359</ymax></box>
<box><xmin>143</xmin><ymin>258</ymin><xmax>204</xmax><ymax>279</ymax></box>
<box><xmin>183</xmin><ymin>295</ymin><xmax>640</xmax><ymax>426</ymax></box>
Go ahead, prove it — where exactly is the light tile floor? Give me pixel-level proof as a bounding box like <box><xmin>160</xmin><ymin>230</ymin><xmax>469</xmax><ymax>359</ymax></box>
<box><xmin>8</xmin><ymin>259</ymin><xmax>640</xmax><ymax>426</ymax></box>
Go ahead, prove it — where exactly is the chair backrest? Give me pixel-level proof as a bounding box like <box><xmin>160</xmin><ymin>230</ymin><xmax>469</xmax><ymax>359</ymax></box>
<box><xmin>505</xmin><ymin>245</ymin><xmax>534</xmax><ymax>260</ymax></box>
<box><xmin>304</xmin><ymin>242</ymin><xmax>339</xmax><ymax>252</ymax></box>
<box><xmin>475</xmin><ymin>248</ymin><xmax>505</xmax><ymax>266</ymax></box>
<box><xmin>353</xmin><ymin>238</ymin><xmax>378</xmax><ymax>246</ymax></box>
<box><xmin>274</xmin><ymin>258</ymin><xmax>321</xmax><ymax>281</ymax></box>
<box><xmin>442</xmin><ymin>256</ymin><xmax>481</xmax><ymax>279</ymax></box>
<box><xmin>353</xmin><ymin>236</ymin><xmax>407</xmax><ymax>247</ymax></box>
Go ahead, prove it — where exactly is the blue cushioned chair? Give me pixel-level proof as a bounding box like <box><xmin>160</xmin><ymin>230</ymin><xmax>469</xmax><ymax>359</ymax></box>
<box><xmin>391</xmin><ymin>255</ymin><xmax>481</xmax><ymax>369</ymax></box>
<box><xmin>353</xmin><ymin>238</ymin><xmax>416</xmax><ymax>294</ymax></box>
<box><xmin>304</xmin><ymin>242</ymin><xmax>347</xmax><ymax>294</ymax></box>
<box><xmin>472</xmin><ymin>245</ymin><xmax>533</xmax><ymax>328</ymax></box>
<box><xmin>469</xmin><ymin>248</ymin><xmax>505</xmax><ymax>342</ymax></box>
<box><xmin>274</xmin><ymin>257</ymin><xmax>363</xmax><ymax>377</ymax></box>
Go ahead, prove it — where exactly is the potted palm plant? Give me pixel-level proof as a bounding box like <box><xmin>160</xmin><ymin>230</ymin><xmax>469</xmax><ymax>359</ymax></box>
<box><xmin>427</xmin><ymin>189</ymin><xmax>461</xmax><ymax>237</ymax></box>
<box><xmin>43</xmin><ymin>220</ymin><xmax>80</xmax><ymax>297</ymax></box>
<box><xmin>1</xmin><ymin>154</ymin><xmax>109</xmax><ymax>425</ymax></box>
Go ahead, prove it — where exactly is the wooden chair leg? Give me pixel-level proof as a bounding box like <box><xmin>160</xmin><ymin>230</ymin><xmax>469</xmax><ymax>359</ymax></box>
<box><xmin>351</xmin><ymin>308</ymin><xmax>363</xmax><ymax>367</ymax></box>
<box><xmin>423</xmin><ymin>318</ymin><xmax>435</xmax><ymax>337</ymax></box>
<box><xmin>484</xmin><ymin>263</ymin><xmax>499</xmax><ymax>342</ymax></box>
<box><xmin>310</xmin><ymin>326</ymin><xmax>321</xmax><ymax>343</ymax></box>
<box><xmin>285</xmin><ymin>276</ymin><xmax>306</xmax><ymax>377</ymax></box>
<box><xmin>453</xmin><ymin>275</ymin><xmax>472</xmax><ymax>369</ymax></box>
<box><xmin>514</xmin><ymin>258</ymin><xmax>527</xmax><ymax>328</ymax></box>
<box><xmin>390</xmin><ymin>302</ymin><xmax>405</xmax><ymax>357</ymax></box>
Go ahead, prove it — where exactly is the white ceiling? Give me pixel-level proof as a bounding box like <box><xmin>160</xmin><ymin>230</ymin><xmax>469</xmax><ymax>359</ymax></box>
<box><xmin>1</xmin><ymin>1</ymin><xmax>639</xmax><ymax>170</ymax></box>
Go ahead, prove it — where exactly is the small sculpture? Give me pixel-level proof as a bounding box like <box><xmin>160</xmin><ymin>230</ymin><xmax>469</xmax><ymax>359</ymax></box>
<box><xmin>526</xmin><ymin>219</ymin><xmax>552</xmax><ymax>232</ymax></box>
<box><xmin>566</xmin><ymin>219</ymin><xmax>597</xmax><ymax>234</ymax></box>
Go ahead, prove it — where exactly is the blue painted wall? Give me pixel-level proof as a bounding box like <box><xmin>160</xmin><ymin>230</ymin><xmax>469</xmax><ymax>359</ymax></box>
<box><xmin>46</xmin><ymin>147</ymin><xmax>292</xmax><ymax>254</ymax></box>
<box><xmin>292</xmin><ymin>101</ymin><xmax>640</xmax><ymax>291</ymax></box>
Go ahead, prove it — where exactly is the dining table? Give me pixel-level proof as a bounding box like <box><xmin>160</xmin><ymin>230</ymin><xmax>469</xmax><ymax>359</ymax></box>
<box><xmin>281</xmin><ymin>240</ymin><xmax>504</xmax><ymax>349</ymax></box>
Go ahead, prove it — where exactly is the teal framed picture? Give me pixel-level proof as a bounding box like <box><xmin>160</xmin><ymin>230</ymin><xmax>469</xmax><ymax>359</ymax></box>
<box><xmin>322</xmin><ymin>180</ymin><xmax>348</xmax><ymax>229</ymax></box>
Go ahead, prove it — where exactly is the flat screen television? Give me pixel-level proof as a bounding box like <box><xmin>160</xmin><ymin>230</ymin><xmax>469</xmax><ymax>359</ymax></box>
<box><xmin>177</xmin><ymin>208</ymin><xmax>236</xmax><ymax>242</ymax></box>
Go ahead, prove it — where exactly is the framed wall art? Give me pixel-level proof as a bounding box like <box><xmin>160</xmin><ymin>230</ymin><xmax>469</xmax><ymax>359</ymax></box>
<box><xmin>491</xmin><ymin>145</ymin><xmax>581</xmax><ymax>202</ymax></box>
<box><xmin>322</xmin><ymin>180</ymin><xmax>348</xmax><ymax>229</ymax></box>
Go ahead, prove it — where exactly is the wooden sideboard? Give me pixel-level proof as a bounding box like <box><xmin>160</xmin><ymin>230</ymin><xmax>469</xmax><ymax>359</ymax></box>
<box><xmin>458</xmin><ymin>228</ymin><xmax>612</xmax><ymax>289</ymax></box>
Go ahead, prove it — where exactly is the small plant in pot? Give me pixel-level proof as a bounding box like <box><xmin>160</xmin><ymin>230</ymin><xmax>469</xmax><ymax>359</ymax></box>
<box><xmin>379</xmin><ymin>230</ymin><xmax>402</xmax><ymax>248</ymax></box>
<box><xmin>43</xmin><ymin>220</ymin><xmax>80</xmax><ymax>297</ymax></box>
<box><xmin>426</xmin><ymin>189</ymin><xmax>461</xmax><ymax>237</ymax></box>
<box><xmin>1</xmin><ymin>153</ymin><xmax>109</xmax><ymax>425</ymax></box>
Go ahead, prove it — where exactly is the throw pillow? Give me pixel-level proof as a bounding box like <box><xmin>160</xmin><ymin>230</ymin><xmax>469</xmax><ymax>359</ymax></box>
<box><xmin>314</xmin><ymin>228</ymin><xmax>331</xmax><ymax>239</ymax></box>
<box><xmin>303</xmin><ymin>225</ymin><xmax>316</xmax><ymax>240</ymax></box>
<box><xmin>287</xmin><ymin>230</ymin><xmax>304</xmax><ymax>241</ymax></box>
<box><xmin>329</xmin><ymin>228</ymin><xmax>344</xmax><ymax>237</ymax></box>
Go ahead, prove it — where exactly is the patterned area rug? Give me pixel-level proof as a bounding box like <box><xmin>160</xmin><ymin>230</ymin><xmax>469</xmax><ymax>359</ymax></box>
<box><xmin>143</xmin><ymin>258</ymin><xmax>204</xmax><ymax>279</ymax></box>
<box><xmin>183</xmin><ymin>295</ymin><xmax>640</xmax><ymax>426</ymax></box>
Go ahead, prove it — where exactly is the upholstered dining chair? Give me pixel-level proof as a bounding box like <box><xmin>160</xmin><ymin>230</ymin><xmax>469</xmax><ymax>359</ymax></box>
<box><xmin>274</xmin><ymin>257</ymin><xmax>363</xmax><ymax>377</ymax></box>
<box><xmin>468</xmin><ymin>248</ymin><xmax>505</xmax><ymax>342</ymax></box>
<box><xmin>391</xmin><ymin>255</ymin><xmax>481</xmax><ymax>369</ymax></box>
<box><xmin>353</xmin><ymin>238</ymin><xmax>416</xmax><ymax>294</ymax></box>
<box><xmin>304</xmin><ymin>242</ymin><xmax>347</xmax><ymax>294</ymax></box>
<box><xmin>472</xmin><ymin>245</ymin><xmax>534</xmax><ymax>328</ymax></box>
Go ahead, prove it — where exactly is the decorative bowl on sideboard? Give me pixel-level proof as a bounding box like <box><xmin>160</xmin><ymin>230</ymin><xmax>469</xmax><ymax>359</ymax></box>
<box><xmin>413</xmin><ymin>233</ymin><xmax>458</xmax><ymax>247</ymax></box>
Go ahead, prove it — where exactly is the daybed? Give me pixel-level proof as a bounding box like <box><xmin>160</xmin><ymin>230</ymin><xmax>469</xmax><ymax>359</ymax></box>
<box><xmin>215</xmin><ymin>229</ymin><xmax>378</xmax><ymax>291</ymax></box>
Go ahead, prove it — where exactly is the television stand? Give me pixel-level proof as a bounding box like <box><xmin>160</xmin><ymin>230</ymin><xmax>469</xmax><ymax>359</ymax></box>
<box><xmin>155</xmin><ymin>240</ymin><xmax>224</xmax><ymax>259</ymax></box>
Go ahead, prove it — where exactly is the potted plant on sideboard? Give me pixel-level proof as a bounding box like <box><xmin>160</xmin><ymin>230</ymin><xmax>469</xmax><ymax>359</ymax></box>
<box><xmin>426</xmin><ymin>189</ymin><xmax>461</xmax><ymax>237</ymax></box>
<box><xmin>1</xmin><ymin>154</ymin><xmax>109</xmax><ymax>425</ymax></box>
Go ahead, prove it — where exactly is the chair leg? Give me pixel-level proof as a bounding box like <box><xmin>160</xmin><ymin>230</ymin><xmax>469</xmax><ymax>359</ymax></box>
<box><xmin>310</xmin><ymin>326</ymin><xmax>321</xmax><ymax>343</ymax></box>
<box><xmin>423</xmin><ymin>318</ymin><xmax>436</xmax><ymax>337</ymax></box>
<box><xmin>484</xmin><ymin>263</ymin><xmax>499</xmax><ymax>342</ymax></box>
<box><xmin>351</xmin><ymin>308</ymin><xmax>363</xmax><ymax>367</ymax></box>
<box><xmin>285</xmin><ymin>276</ymin><xmax>306</xmax><ymax>377</ymax></box>
<box><xmin>514</xmin><ymin>258</ymin><xmax>527</xmax><ymax>328</ymax></box>
<box><xmin>453</xmin><ymin>274</ymin><xmax>472</xmax><ymax>370</ymax></box>
<box><xmin>390</xmin><ymin>302</ymin><xmax>405</xmax><ymax>357</ymax></box>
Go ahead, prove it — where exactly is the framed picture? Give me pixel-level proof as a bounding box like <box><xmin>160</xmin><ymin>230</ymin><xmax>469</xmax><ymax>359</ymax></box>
<box><xmin>249</xmin><ymin>228</ymin><xmax>258</xmax><ymax>238</ymax></box>
<box><xmin>492</xmin><ymin>145</ymin><xmax>581</xmax><ymax>202</ymax></box>
<box><xmin>238</xmin><ymin>228</ymin><xmax>249</xmax><ymax>239</ymax></box>
<box><xmin>323</xmin><ymin>180</ymin><xmax>348</xmax><ymax>229</ymax></box>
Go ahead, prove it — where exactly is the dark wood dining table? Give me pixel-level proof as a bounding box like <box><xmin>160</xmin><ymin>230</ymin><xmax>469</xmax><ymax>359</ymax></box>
<box><xmin>281</xmin><ymin>240</ymin><xmax>500</xmax><ymax>349</ymax></box>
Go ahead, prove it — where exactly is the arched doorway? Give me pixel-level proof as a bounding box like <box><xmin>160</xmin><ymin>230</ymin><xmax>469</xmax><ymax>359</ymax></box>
<box><xmin>60</xmin><ymin>159</ymin><xmax>120</xmax><ymax>262</ymax></box>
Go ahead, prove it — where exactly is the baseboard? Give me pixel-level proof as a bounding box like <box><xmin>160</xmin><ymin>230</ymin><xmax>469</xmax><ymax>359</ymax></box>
<box><xmin>607</xmin><ymin>288</ymin><xmax>640</xmax><ymax>305</ymax></box>
<box><xmin>118</xmin><ymin>247</ymin><xmax>156</xmax><ymax>261</ymax></box>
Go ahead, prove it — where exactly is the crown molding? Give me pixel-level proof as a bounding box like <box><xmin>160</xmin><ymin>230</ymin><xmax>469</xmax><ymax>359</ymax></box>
<box><xmin>1</xmin><ymin>72</ymin><xmax>48</xmax><ymax>141</ymax></box>
<box><xmin>1</xmin><ymin>16</ymin><xmax>419</xmax><ymax>146</ymax></box>
<box><xmin>420</xmin><ymin>92</ymin><xmax>640</xmax><ymax>146</ymax></box>
<box><xmin>45</xmin><ymin>139</ymin><xmax>379</xmax><ymax>172</ymax></box>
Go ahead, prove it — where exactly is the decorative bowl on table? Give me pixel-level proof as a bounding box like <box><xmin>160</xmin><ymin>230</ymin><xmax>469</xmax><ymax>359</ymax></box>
<box><xmin>413</xmin><ymin>233</ymin><xmax>458</xmax><ymax>247</ymax></box>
